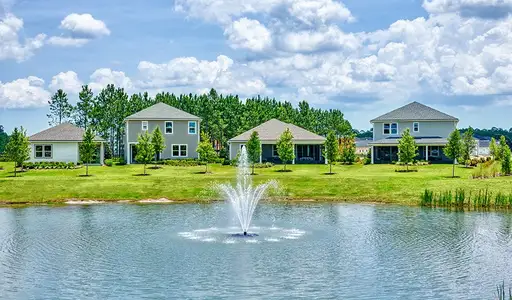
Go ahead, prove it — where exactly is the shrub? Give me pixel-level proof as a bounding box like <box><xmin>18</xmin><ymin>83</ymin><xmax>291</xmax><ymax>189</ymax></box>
<box><xmin>222</xmin><ymin>159</ymin><xmax>231</xmax><ymax>166</ymax></box>
<box><xmin>117</xmin><ymin>158</ymin><xmax>126</xmax><ymax>165</ymax></box>
<box><xmin>163</xmin><ymin>159</ymin><xmax>205</xmax><ymax>167</ymax></box>
<box><xmin>253</xmin><ymin>162</ymin><xmax>274</xmax><ymax>168</ymax></box>
<box><xmin>22</xmin><ymin>161</ymin><xmax>75</xmax><ymax>170</ymax></box>
<box><xmin>104</xmin><ymin>159</ymin><xmax>113</xmax><ymax>167</ymax></box>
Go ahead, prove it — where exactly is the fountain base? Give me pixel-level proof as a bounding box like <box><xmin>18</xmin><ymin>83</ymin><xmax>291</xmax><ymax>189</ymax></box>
<box><xmin>230</xmin><ymin>233</ymin><xmax>259</xmax><ymax>238</ymax></box>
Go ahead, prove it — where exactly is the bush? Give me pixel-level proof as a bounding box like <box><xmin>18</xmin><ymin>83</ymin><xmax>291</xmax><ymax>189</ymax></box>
<box><xmin>163</xmin><ymin>159</ymin><xmax>205</xmax><ymax>167</ymax></box>
<box><xmin>117</xmin><ymin>158</ymin><xmax>126</xmax><ymax>165</ymax></box>
<box><xmin>22</xmin><ymin>161</ymin><xmax>75</xmax><ymax>170</ymax></box>
<box><xmin>0</xmin><ymin>154</ymin><xmax>7</xmax><ymax>162</ymax></box>
<box><xmin>253</xmin><ymin>162</ymin><xmax>274</xmax><ymax>168</ymax></box>
<box><xmin>222</xmin><ymin>159</ymin><xmax>231</xmax><ymax>166</ymax></box>
<box><xmin>104</xmin><ymin>159</ymin><xmax>113</xmax><ymax>167</ymax></box>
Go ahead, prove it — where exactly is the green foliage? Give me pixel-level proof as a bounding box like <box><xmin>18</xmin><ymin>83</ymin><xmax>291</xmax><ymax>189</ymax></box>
<box><xmin>196</xmin><ymin>132</ymin><xmax>217</xmax><ymax>173</ymax></box>
<box><xmin>490</xmin><ymin>137</ymin><xmax>498</xmax><ymax>159</ymax></box>
<box><xmin>151</xmin><ymin>126</ymin><xmax>166</xmax><ymax>161</ymax></box>
<box><xmin>163</xmin><ymin>159</ymin><xmax>205</xmax><ymax>167</ymax></box>
<box><xmin>498</xmin><ymin>135</ymin><xmax>508</xmax><ymax>161</ymax></box>
<box><xmin>461</xmin><ymin>127</ymin><xmax>476</xmax><ymax>165</ymax></box>
<box><xmin>324</xmin><ymin>131</ymin><xmax>338</xmax><ymax>174</ymax></box>
<box><xmin>444</xmin><ymin>129</ymin><xmax>463</xmax><ymax>177</ymax></box>
<box><xmin>104</xmin><ymin>159</ymin><xmax>113</xmax><ymax>167</ymax></box>
<box><xmin>398</xmin><ymin>128</ymin><xmax>417</xmax><ymax>170</ymax></box>
<box><xmin>135</xmin><ymin>131</ymin><xmax>155</xmax><ymax>175</ymax></box>
<box><xmin>246</xmin><ymin>131</ymin><xmax>261</xmax><ymax>174</ymax></box>
<box><xmin>502</xmin><ymin>145</ymin><xmax>511</xmax><ymax>175</ymax></box>
<box><xmin>47</xmin><ymin>89</ymin><xmax>73</xmax><ymax>126</ymax></box>
<box><xmin>5</xmin><ymin>127</ymin><xmax>30</xmax><ymax>177</ymax></box>
<box><xmin>339</xmin><ymin>135</ymin><xmax>356</xmax><ymax>164</ymax></box>
<box><xmin>276</xmin><ymin>128</ymin><xmax>295</xmax><ymax>171</ymax></box>
<box><xmin>22</xmin><ymin>162</ymin><xmax>75</xmax><ymax>170</ymax></box>
<box><xmin>75</xmin><ymin>85</ymin><xmax>94</xmax><ymax>129</ymax></box>
<box><xmin>419</xmin><ymin>188</ymin><xmax>512</xmax><ymax>210</ymax></box>
<box><xmin>0</xmin><ymin>125</ymin><xmax>9</xmax><ymax>154</ymax></box>
<box><xmin>364</xmin><ymin>148</ymin><xmax>372</xmax><ymax>165</ymax></box>
<box><xmin>79</xmin><ymin>128</ymin><xmax>96</xmax><ymax>176</ymax></box>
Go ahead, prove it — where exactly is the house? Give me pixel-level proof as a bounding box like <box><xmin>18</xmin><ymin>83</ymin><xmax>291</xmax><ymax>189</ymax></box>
<box><xmin>124</xmin><ymin>102</ymin><xmax>201</xmax><ymax>164</ymax></box>
<box><xmin>473</xmin><ymin>138</ymin><xmax>491</xmax><ymax>157</ymax></box>
<box><xmin>28</xmin><ymin>123</ymin><xmax>105</xmax><ymax>164</ymax></box>
<box><xmin>228</xmin><ymin>119</ymin><xmax>326</xmax><ymax>164</ymax></box>
<box><xmin>369</xmin><ymin>102</ymin><xmax>459</xmax><ymax>164</ymax></box>
<box><xmin>355</xmin><ymin>138</ymin><xmax>371</xmax><ymax>156</ymax></box>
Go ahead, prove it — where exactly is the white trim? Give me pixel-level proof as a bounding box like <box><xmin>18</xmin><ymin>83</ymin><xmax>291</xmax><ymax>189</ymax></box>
<box><xmin>34</xmin><ymin>144</ymin><xmax>53</xmax><ymax>159</ymax></box>
<box><xmin>188</xmin><ymin>121</ymin><xmax>197</xmax><ymax>135</ymax></box>
<box><xmin>228</xmin><ymin>142</ymin><xmax>232</xmax><ymax>160</ymax></box>
<box><xmin>383</xmin><ymin>122</ymin><xmax>398</xmax><ymax>135</ymax></box>
<box><xmin>413</xmin><ymin>122</ymin><xmax>419</xmax><ymax>133</ymax></box>
<box><xmin>171</xmin><ymin>144</ymin><xmax>188</xmax><ymax>157</ymax></box>
<box><xmin>126</xmin><ymin>121</ymin><xmax>129</xmax><ymax>163</ymax></box>
<box><xmin>426</xmin><ymin>145</ymin><xmax>429</xmax><ymax>161</ymax></box>
<box><xmin>127</xmin><ymin>142</ymin><xmax>137</xmax><ymax>164</ymax></box>
<box><xmin>164</xmin><ymin>121</ymin><xmax>174</xmax><ymax>134</ymax></box>
<box><xmin>371</xmin><ymin>146</ymin><xmax>374</xmax><ymax>164</ymax></box>
<box><xmin>141</xmin><ymin>121</ymin><xmax>148</xmax><ymax>131</ymax></box>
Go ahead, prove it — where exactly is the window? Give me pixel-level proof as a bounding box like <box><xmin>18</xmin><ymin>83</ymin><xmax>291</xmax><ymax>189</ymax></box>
<box><xmin>142</xmin><ymin>121</ymin><xmax>148</xmax><ymax>131</ymax></box>
<box><xmin>35</xmin><ymin>144</ymin><xmax>52</xmax><ymax>159</ymax></box>
<box><xmin>172</xmin><ymin>145</ymin><xmax>187</xmax><ymax>157</ymax></box>
<box><xmin>188</xmin><ymin>121</ymin><xmax>197</xmax><ymax>134</ymax></box>
<box><xmin>165</xmin><ymin>121</ymin><xmax>173</xmax><ymax>134</ymax></box>
<box><xmin>413</xmin><ymin>122</ymin><xmax>419</xmax><ymax>133</ymax></box>
<box><xmin>272</xmin><ymin>145</ymin><xmax>278</xmax><ymax>157</ymax></box>
<box><xmin>383</xmin><ymin>123</ymin><xmax>398</xmax><ymax>135</ymax></box>
<box><xmin>429</xmin><ymin>146</ymin><xmax>440</xmax><ymax>157</ymax></box>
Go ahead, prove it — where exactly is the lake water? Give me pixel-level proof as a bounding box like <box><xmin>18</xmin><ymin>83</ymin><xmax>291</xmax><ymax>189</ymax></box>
<box><xmin>1</xmin><ymin>203</ymin><xmax>511</xmax><ymax>299</ymax></box>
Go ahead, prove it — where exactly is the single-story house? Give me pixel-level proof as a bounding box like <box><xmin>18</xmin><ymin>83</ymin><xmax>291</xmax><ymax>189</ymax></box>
<box><xmin>28</xmin><ymin>123</ymin><xmax>105</xmax><ymax>164</ymax></box>
<box><xmin>473</xmin><ymin>138</ymin><xmax>491</xmax><ymax>157</ymax></box>
<box><xmin>228</xmin><ymin>119</ymin><xmax>327</xmax><ymax>164</ymax></box>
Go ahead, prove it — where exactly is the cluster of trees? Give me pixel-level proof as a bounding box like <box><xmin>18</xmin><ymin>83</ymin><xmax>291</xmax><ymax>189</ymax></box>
<box><xmin>133</xmin><ymin>127</ymin><xmax>166</xmax><ymax>175</ymax></box>
<box><xmin>0</xmin><ymin>125</ymin><xmax>9</xmax><ymax>155</ymax></box>
<box><xmin>460</xmin><ymin>127</ymin><xmax>512</xmax><ymax>148</ymax></box>
<box><xmin>47</xmin><ymin>86</ymin><xmax>353</xmax><ymax>159</ymax></box>
<box><xmin>324</xmin><ymin>132</ymin><xmax>357</xmax><ymax>174</ymax></box>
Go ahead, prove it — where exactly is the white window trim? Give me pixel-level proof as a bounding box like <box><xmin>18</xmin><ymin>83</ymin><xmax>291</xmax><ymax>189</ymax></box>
<box><xmin>272</xmin><ymin>144</ymin><xmax>278</xmax><ymax>157</ymax></box>
<box><xmin>413</xmin><ymin>122</ymin><xmax>419</xmax><ymax>133</ymax></box>
<box><xmin>383</xmin><ymin>123</ymin><xmax>398</xmax><ymax>135</ymax></box>
<box><xmin>142</xmin><ymin>121</ymin><xmax>148</xmax><ymax>131</ymax></box>
<box><xmin>171</xmin><ymin>144</ymin><xmax>188</xmax><ymax>157</ymax></box>
<box><xmin>165</xmin><ymin>121</ymin><xmax>173</xmax><ymax>135</ymax></box>
<box><xmin>429</xmin><ymin>146</ymin><xmax>440</xmax><ymax>157</ymax></box>
<box><xmin>188</xmin><ymin>121</ymin><xmax>197</xmax><ymax>135</ymax></box>
<box><xmin>34</xmin><ymin>144</ymin><xmax>53</xmax><ymax>159</ymax></box>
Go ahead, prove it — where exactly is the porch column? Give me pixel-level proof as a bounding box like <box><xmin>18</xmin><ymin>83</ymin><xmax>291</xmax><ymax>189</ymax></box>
<box><xmin>259</xmin><ymin>143</ymin><xmax>262</xmax><ymax>163</ymax></box>
<box><xmin>371</xmin><ymin>146</ymin><xmax>374</xmax><ymax>164</ymax></box>
<box><xmin>100</xmin><ymin>142</ymin><xmax>105</xmax><ymax>165</ymax></box>
<box><xmin>125</xmin><ymin>121</ymin><xmax>130</xmax><ymax>164</ymax></box>
<box><xmin>425</xmin><ymin>145</ymin><xmax>429</xmax><ymax>161</ymax></box>
<box><xmin>292</xmin><ymin>144</ymin><xmax>296</xmax><ymax>164</ymax></box>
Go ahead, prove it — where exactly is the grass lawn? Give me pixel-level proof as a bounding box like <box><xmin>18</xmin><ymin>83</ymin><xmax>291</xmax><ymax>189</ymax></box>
<box><xmin>0</xmin><ymin>162</ymin><xmax>510</xmax><ymax>205</ymax></box>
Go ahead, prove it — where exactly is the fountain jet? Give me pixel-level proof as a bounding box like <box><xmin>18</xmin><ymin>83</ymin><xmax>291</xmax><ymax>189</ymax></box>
<box><xmin>219</xmin><ymin>147</ymin><xmax>276</xmax><ymax>236</ymax></box>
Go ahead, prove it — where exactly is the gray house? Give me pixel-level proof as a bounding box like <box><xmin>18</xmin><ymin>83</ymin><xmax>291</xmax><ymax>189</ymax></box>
<box><xmin>124</xmin><ymin>102</ymin><xmax>201</xmax><ymax>164</ymax></box>
<box><xmin>369</xmin><ymin>102</ymin><xmax>459</xmax><ymax>164</ymax></box>
<box><xmin>228</xmin><ymin>119</ymin><xmax>326</xmax><ymax>164</ymax></box>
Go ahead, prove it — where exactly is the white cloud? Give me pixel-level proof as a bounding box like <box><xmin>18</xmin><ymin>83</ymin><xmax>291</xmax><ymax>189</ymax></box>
<box><xmin>423</xmin><ymin>0</ymin><xmax>512</xmax><ymax>18</ymax></box>
<box><xmin>47</xmin><ymin>36</ymin><xmax>90</xmax><ymax>47</ymax></box>
<box><xmin>287</xmin><ymin>0</ymin><xmax>354</xmax><ymax>25</ymax></box>
<box><xmin>49</xmin><ymin>71</ymin><xmax>83</xmax><ymax>94</ymax></box>
<box><xmin>88</xmin><ymin>68</ymin><xmax>133</xmax><ymax>92</ymax></box>
<box><xmin>279</xmin><ymin>25</ymin><xmax>360</xmax><ymax>53</ymax></box>
<box><xmin>0</xmin><ymin>76</ymin><xmax>50</xmax><ymax>108</ymax></box>
<box><xmin>224</xmin><ymin>18</ymin><xmax>272</xmax><ymax>52</ymax></box>
<box><xmin>0</xmin><ymin>13</ymin><xmax>46</xmax><ymax>62</ymax></box>
<box><xmin>59</xmin><ymin>13</ymin><xmax>110</xmax><ymax>38</ymax></box>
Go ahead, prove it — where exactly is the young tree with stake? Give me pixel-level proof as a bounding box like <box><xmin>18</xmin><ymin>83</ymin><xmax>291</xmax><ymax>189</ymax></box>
<box><xmin>324</xmin><ymin>131</ymin><xmax>338</xmax><ymax>174</ymax></box>
<box><xmin>135</xmin><ymin>132</ymin><xmax>155</xmax><ymax>175</ymax></box>
<box><xmin>444</xmin><ymin>129</ymin><xmax>463</xmax><ymax>178</ymax></box>
<box><xmin>5</xmin><ymin>127</ymin><xmax>30</xmax><ymax>177</ymax></box>
<box><xmin>276</xmin><ymin>128</ymin><xmax>295</xmax><ymax>171</ymax></box>
<box><xmin>246</xmin><ymin>131</ymin><xmax>261</xmax><ymax>175</ymax></box>
<box><xmin>151</xmin><ymin>126</ymin><xmax>165</xmax><ymax>167</ymax></box>
<box><xmin>461</xmin><ymin>127</ymin><xmax>476</xmax><ymax>166</ymax></box>
<box><xmin>398</xmin><ymin>128</ymin><xmax>417</xmax><ymax>171</ymax></box>
<box><xmin>196</xmin><ymin>132</ymin><xmax>217</xmax><ymax>173</ymax></box>
<box><xmin>80</xmin><ymin>128</ymin><xmax>96</xmax><ymax>176</ymax></box>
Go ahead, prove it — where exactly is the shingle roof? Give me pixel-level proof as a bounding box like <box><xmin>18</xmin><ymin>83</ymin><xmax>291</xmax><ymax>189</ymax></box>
<box><xmin>228</xmin><ymin>119</ymin><xmax>326</xmax><ymax>142</ymax></box>
<box><xmin>371</xmin><ymin>102</ymin><xmax>458</xmax><ymax>122</ymax></box>
<box><xmin>355</xmin><ymin>139</ymin><xmax>371</xmax><ymax>147</ymax></box>
<box><xmin>125</xmin><ymin>102</ymin><xmax>201</xmax><ymax>120</ymax></box>
<box><xmin>369</xmin><ymin>136</ymin><xmax>448</xmax><ymax>146</ymax></box>
<box><xmin>29</xmin><ymin>123</ymin><xmax>105</xmax><ymax>142</ymax></box>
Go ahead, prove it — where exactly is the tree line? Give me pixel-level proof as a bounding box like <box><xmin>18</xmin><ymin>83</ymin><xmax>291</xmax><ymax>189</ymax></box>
<box><xmin>46</xmin><ymin>85</ymin><xmax>353</xmax><ymax>159</ymax></box>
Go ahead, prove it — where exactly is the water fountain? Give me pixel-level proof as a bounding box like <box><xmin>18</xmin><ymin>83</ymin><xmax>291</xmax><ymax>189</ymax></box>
<box><xmin>218</xmin><ymin>147</ymin><xmax>276</xmax><ymax>236</ymax></box>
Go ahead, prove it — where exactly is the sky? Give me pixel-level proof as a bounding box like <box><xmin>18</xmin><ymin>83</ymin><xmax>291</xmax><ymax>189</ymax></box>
<box><xmin>1</xmin><ymin>0</ymin><xmax>512</xmax><ymax>135</ymax></box>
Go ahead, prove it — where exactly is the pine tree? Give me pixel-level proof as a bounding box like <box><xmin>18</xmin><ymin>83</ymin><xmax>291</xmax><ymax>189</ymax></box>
<box><xmin>196</xmin><ymin>132</ymin><xmax>217</xmax><ymax>173</ymax></box>
<box><xmin>79</xmin><ymin>128</ymin><xmax>96</xmax><ymax>176</ymax></box>
<box><xmin>5</xmin><ymin>127</ymin><xmax>30</xmax><ymax>177</ymax></box>
<box><xmin>75</xmin><ymin>85</ymin><xmax>94</xmax><ymax>129</ymax></box>
<box><xmin>277</xmin><ymin>128</ymin><xmax>295</xmax><ymax>171</ymax></box>
<box><xmin>461</xmin><ymin>127</ymin><xmax>476</xmax><ymax>166</ymax></box>
<box><xmin>502</xmin><ymin>145</ymin><xmax>511</xmax><ymax>175</ymax></box>
<box><xmin>246</xmin><ymin>131</ymin><xmax>261</xmax><ymax>175</ymax></box>
<box><xmin>490</xmin><ymin>137</ymin><xmax>498</xmax><ymax>159</ymax></box>
<box><xmin>151</xmin><ymin>126</ymin><xmax>166</xmax><ymax>165</ymax></box>
<box><xmin>398</xmin><ymin>128</ymin><xmax>417</xmax><ymax>171</ymax></box>
<box><xmin>47</xmin><ymin>89</ymin><xmax>73</xmax><ymax>126</ymax></box>
<box><xmin>0</xmin><ymin>125</ymin><xmax>8</xmax><ymax>154</ymax></box>
<box><xmin>135</xmin><ymin>132</ymin><xmax>155</xmax><ymax>175</ymax></box>
<box><xmin>444</xmin><ymin>129</ymin><xmax>463</xmax><ymax>177</ymax></box>
<box><xmin>324</xmin><ymin>131</ymin><xmax>338</xmax><ymax>174</ymax></box>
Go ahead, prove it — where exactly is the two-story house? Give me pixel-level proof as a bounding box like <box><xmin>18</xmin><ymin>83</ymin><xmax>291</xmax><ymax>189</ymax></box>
<box><xmin>369</xmin><ymin>101</ymin><xmax>459</xmax><ymax>164</ymax></box>
<box><xmin>124</xmin><ymin>102</ymin><xmax>201</xmax><ymax>164</ymax></box>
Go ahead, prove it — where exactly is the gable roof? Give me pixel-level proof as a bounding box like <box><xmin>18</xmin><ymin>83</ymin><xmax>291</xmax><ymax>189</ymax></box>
<box><xmin>29</xmin><ymin>123</ymin><xmax>105</xmax><ymax>142</ymax></box>
<box><xmin>370</xmin><ymin>101</ymin><xmax>458</xmax><ymax>122</ymax></box>
<box><xmin>125</xmin><ymin>102</ymin><xmax>201</xmax><ymax>121</ymax></box>
<box><xmin>228</xmin><ymin>119</ymin><xmax>326</xmax><ymax>142</ymax></box>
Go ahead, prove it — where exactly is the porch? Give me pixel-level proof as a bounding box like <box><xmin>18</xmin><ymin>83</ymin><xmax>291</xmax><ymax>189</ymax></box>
<box><xmin>371</xmin><ymin>145</ymin><xmax>450</xmax><ymax>164</ymax></box>
<box><xmin>260</xmin><ymin>143</ymin><xmax>325</xmax><ymax>164</ymax></box>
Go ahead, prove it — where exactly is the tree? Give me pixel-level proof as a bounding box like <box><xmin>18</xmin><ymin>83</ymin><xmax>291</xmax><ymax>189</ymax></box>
<box><xmin>74</xmin><ymin>85</ymin><xmax>94</xmax><ymax>129</ymax></box>
<box><xmin>324</xmin><ymin>131</ymin><xmax>338</xmax><ymax>174</ymax></box>
<box><xmin>0</xmin><ymin>125</ymin><xmax>9</xmax><ymax>154</ymax></box>
<box><xmin>151</xmin><ymin>126</ymin><xmax>165</xmax><ymax>165</ymax></box>
<box><xmin>398</xmin><ymin>128</ymin><xmax>417</xmax><ymax>171</ymax></box>
<box><xmin>461</xmin><ymin>127</ymin><xmax>476</xmax><ymax>166</ymax></box>
<box><xmin>5</xmin><ymin>127</ymin><xmax>30</xmax><ymax>177</ymax></box>
<box><xmin>339</xmin><ymin>135</ymin><xmax>356</xmax><ymax>164</ymax></box>
<box><xmin>444</xmin><ymin>129</ymin><xmax>463</xmax><ymax>178</ymax></box>
<box><xmin>196</xmin><ymin>132</ymin><xmax>217</xmax><ymax>173</ymax></box>
<box><xmin>79</xmin><ymin>128</ymin><xmax>96</xmax><ymax>176</ymax></box>
<box><xmin>490</xmin><ymin>137</ymin><xmax>498</xmax><ymax>159</ymax></box>
<box><xmin>47</xmin><ymin>89</ymin><xmax>73</xmax><ymax>126</ymax></box>
<box><xmin>135</xmin><ymin>132</ymin><xmax>155</xmax><ymax>175</ymax></box>
<box><xmin>502</xmin><ymin>145</ymin><xmax>511</xmax><ymax>175</ymax></box>
<box><xmin>277</xmin><ymin>128</ymin><xmax>295</xmax><ymax>171</ymax></box>
<box><xmin>246</xmin><ymin>131</ymin><xmax>261</xmax><ymax>175</ymax></box>
<box><xmin>498</xmin><ymin>135</ymin><xmax>508</xmax><ymax>161</ymax></box>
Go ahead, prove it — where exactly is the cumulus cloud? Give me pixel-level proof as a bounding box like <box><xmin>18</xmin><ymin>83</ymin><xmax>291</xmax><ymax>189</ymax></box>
<box><xmin>89</xmin><ymin>68</ymin><xmax>133</xmax><ymax>92</ymax></box>
<box><xmin>224</xmin><ymin>18</ymin><xmax>272</xmax><ymax>52</ymax></box>
<box><xmin>49</xmin><ymin>71</ymin><xmax>83</xmax><ymax>94</ymax></box>
<box><xmin>0</xmin><ymin>76</ymin><xmax>50</xmax><ymax>108</ymax></box>
<box><xmin>0</xmin><ymin>13</ymin><xmax>46</xmax><ymax>61</ymax></box>
<box><xmin>423</xmin><ymin>0</ymin><xmax>512</xmax><ymax>19</ymax></box>
<box><xmin>279</xmin><ymin>25</ymin><xmax>360</xmax><ymax>53</ymax></box>
<box><xmin>47</xmin><ymin>36</ymin><xmax>90</xmax><ymax>47</ymax></box>
<box><xmin>48</xmin><ymin>13</ymin><xmax>110</xmax><ymax>47</ymax></box>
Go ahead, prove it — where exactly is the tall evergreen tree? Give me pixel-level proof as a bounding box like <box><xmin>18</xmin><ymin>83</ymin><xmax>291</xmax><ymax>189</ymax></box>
<box><xmin>47</xmin><ymin>89</ymin><xmax>74</xmax><ymax>126</ymax></box>
<box><xmin>0</xmin><ymin>125</ymin><xmax>8</xmax><ymax>154</ymax></box>
<box><xmin>277</xmin><ymin>128</ymin><xmax>295</xmax><ymax>171</ymax></box>
<box><xmin>79</xmin><ymin>128</ymin><xmax>96</xmax><ymax>176</ymax></box>
<box><xmin>461</xmin><ymin>127</ymin><xmax>476</xmax><ymax>166</ymax></box>
<box><xmin>196</xmin><ymin>132</ymin><xmax>217</xmax><ymax>173</ymax></box>
<box><xmin>75</xmin><ymin>85</ymin><xmax>94</xmax><ymax>129</ymax></box>
<box><xmin>246</xmin><ymin>131</ymin><xmax>261</xmax><ymax>175</ymax></box>
<box><xmin>324</xmin><ymin>131</ymin><xmax>338</xmax><ymax>174</ymax></box>
<box><xmin>398</xmin><ymin>128</ymin><xmax>417</xmax><ymax>171</ymax></box>
<box><xmin>135</xmin><ymin>132</ymin><xmax>155</xmax><ymax>175</ymax></box>
<box><xmin>5</xmin><ymin>127</ymin><xmax>30</xmax><ymax>177</ymax></box>
<box><xmin>444</xmin><ymin>129</ymin><xmax>463</xmax><ymax>178</ymax></box>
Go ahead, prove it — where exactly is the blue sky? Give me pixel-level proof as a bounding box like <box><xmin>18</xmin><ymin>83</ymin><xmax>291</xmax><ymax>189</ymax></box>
<box><xmin>1</xmin><ymin>0</ymin><xmax>511</xmax><ymax>134</ymax></box>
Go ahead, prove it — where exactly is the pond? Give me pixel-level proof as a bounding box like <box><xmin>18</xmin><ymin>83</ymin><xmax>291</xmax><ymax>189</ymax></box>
<box><xmin>1</xmin><ymin>203</ymin><xmax>511</xmax><ymax>299</ymax></box>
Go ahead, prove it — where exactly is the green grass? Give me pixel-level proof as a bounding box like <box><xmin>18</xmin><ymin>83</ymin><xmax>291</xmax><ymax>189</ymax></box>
<box><xmin>0</xmin><ymin>162</ymin><xmax>511</xmax><ymax>204</ymax></box>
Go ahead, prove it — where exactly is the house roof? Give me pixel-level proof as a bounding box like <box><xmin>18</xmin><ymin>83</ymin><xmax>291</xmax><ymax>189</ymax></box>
<box><xmin>29</xmin><ymin>123</ymin><xmax>105</xmax><ymax>142</ymax></box>
<box><xmin>369</xmin><ymin>136</ymin><xmax>448</xmax><ymax>146</ymax></box>
<box><xmin>478</xmin><ymin>139</ymin><xmax>491</xmax><ymax>148</ymax></box>
<box><xmin>355</xmin><ymin>138</ymin><xmax>371</xmax><ymax>147</ymax></box>
<box><xmin>124</xmin><ymin>102</ymin><xmax>201</xmax><ymax>121</ymax></box>
<box><xmin>228</xmin><ymin>119</ymin><xmax>326</xmax><ymax>142</ymax></box>
<box><xmin>370</xmin><ymin>101</ymin><xmax>459</xmax><ymax>123</ymax></box>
